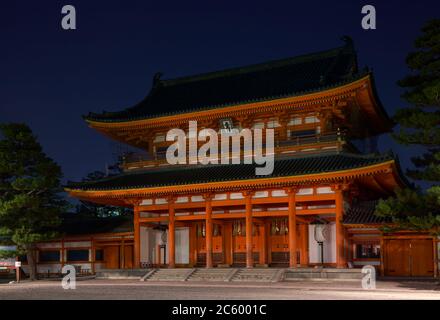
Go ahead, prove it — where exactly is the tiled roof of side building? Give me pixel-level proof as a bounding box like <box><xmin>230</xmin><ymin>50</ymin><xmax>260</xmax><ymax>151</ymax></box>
<box><xmin>343</xmin><ymin>201</ymin><xmax>391</xmax><ymax>225</ymax></box>
<box><xmin>57</xmin><ymin>214</ymin><xmax>133</xmax><ymax>235</ymax></box>
<box><xmin>85</xmin><ymin>38</ymin><xmax>361</xmax><ymax>122</ymax></box>
<box><xmin>66</xmin><ymin>152</ymin><xmax>397</xmax><ymax>191</ymax></box>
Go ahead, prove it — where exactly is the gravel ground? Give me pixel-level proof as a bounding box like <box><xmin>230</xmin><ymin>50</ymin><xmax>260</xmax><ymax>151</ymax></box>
<box><xmin>0</xmin><ymin>279</ymin><xmax>439</xmax><ymax>300</ymax></box>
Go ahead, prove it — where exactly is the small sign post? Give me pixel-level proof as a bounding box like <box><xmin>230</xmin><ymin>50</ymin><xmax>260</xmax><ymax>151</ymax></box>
<box><xmin>15</xmin><ymin>261</ymin><xmax>21</xmax><ymax>283</ymax></box>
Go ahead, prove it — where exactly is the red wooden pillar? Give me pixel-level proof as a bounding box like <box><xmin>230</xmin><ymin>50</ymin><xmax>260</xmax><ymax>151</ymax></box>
<box><xmin>91</xmin><ymin>237</ymin><xmax>96</xmax><ymax>274</ymax></box>
<box><xmin>61</xmin><ymin>238</ymin><xmax>65</xmax><ymax>268</ymax></box>
<box><xmin>287</xmin><ymin>188</ymin><xmax>297</xmax><ymax>268</ymax></box>
<box><xmin>244</xmin><ymin>191</ymin><xmax>253</xmax><ymax>268</ymax></box>
<box><xmin>168</xmin><ymin>198</ymin><xmax>176</xmax><ymax>268</ymax></box>
<box><xmin>133</xmin><ymin>205</ymin><xmax>141</xmax><ymax>268</ymax></box>
<box><xmin>300</xmin><ymin>223</ymin><xmax>309</xmax><ymax>267</ymax></box>
<box><xmin>204</xmin><ymin>194</ymin><xmax>213</xmax><ymax>268</ymax></box>
<box><xmin>335</xmin><ymin>185</ymin><xmax>345</xmax><ymax>268</ymax></box>
<box><xmin>260</xmin><ymin>223</ymin><xmax>267</xmax><ymax>265</ymax></box>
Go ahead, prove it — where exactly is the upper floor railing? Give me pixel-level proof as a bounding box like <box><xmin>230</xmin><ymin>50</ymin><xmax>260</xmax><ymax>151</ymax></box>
<box><xmin>120</xmin><ymin>131</ymin><xmax>346</xmax><ymax>171</ymax></box>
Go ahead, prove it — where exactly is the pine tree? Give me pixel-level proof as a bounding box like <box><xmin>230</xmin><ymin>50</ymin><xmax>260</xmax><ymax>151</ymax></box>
<box><xmin>376</xmin><ymin>19</ymin><xmax>440</xmax><ymax>233</ymax></box>
<box><xmin>0</xmin><ymin>123</ymin><xmax>67</xmax><ymax>280</ymax></box>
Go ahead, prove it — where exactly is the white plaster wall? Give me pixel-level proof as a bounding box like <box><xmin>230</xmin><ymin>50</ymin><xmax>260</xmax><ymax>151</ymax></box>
<box><xmin>140</xmin><ymin>226</ymin><xmax>150</xmax><ymax>263</ymax></box>
<box><xmin>308</xmin><ymin>223</ymin><xmax>336</xmax><ymax>263</ymax></box>
<box><xmin>175</xmin><ymin>228</ymin><xmax>189</xmax><ymax>264</ymax></box>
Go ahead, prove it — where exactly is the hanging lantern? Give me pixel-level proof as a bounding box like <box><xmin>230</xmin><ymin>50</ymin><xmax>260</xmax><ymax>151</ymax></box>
<box><xmin>314</xmin><ymin>223</ymin><xmax>329</xmax><ymax>243</ymax></box>
<box><xmin>202</xmin><ymin>223</ymin><xmax>206</xmax><ymax>237</ymax></box>
<box><xmin>280</xmin><ymin>219</ymin><xmax>285</xmax><ymax>235</ymax></box>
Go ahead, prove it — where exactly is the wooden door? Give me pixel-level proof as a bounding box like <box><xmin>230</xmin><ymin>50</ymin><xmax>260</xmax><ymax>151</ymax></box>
<box><xmin>194</xmin><ymin>222</ymin><xmax>224</xmax><ymax>266</ymax></box>
<box><xmin>124</xmin><ymin>245</ymin><xmax>133</xmax><ymax>269</ymax></box>
<box><xmin>384</xmin><ymin>239</ymin><xmax>434</xmax><ymax>277</ymax></box>
<box><xmin>231</xmin><ymin>221</ymin><xmax>261</xmax><ymax>266</ymax></box>
<box><xmin>104</xmin><ymin>246</ymin><xmax>120</xmax><ymax>269</ymax></box>
<box><xmin>384</xmin><ymin>240</ymin><xmax>410</xmax><ymax>276</ymax></box>
<box><xmin>410</xmin><ymin>240</ymin><xmax>434</xmax><ymax>276</ymax></box>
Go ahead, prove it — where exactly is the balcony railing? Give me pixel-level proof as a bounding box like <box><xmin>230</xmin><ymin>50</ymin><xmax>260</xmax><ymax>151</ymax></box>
<box><xmin>120</xmin><ymin>131</ymin><xmax>345</xmax><ymax>171</ymax></box>
<box><xmin>277</xmin><ymin>132</ymin><xmax>341</xmax><ymax>147</ymax></box>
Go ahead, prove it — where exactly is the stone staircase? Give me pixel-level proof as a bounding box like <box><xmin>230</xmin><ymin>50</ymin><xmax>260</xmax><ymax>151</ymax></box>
<box><xmin>95</xmin><ymin>269</ymin><xmax>149</xmax><ymax>280</ymax></box>
<box><xmin>284</xmin><ymin>268</ymin><xmax>364</xmax><ymax>281</ymax></box>
<box><xmin>144</xmin><ymin>268</ymin><xmax>196</xmax><ymax>281</ymax></box>
<box><xmin>187</xmin><ymin>268</ymin><xmax>238</xmax><ymax>282</ymax></box>
<box><xmin>231</xmin><ymin>268</ymin><xmax>284</xmax><ymax>282</ymax></box>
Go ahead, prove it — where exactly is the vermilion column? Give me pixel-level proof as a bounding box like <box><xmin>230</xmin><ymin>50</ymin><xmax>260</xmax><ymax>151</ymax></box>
<box><xmin>168</xmin><ymin>198</ymin><xmax>176</xmax><ymax>268</ymax></box>
<box><xmin>204</xmin><ymin>194</ymin><xmax>213</xmax><ymax>268</ymax></box>
<box><xmin>287</xmin><ymin>188</ymin><xmax>297</xmax><ymax>268</ymax></box>
<box><xmin>260</xmin><ymin>223</ymin><xmax>267</xmax><ymax>265</ymax></box>
<box><xmin>300</xmin><ymin>224</ymin><xmax>309</xmax><ymax>267</ymax></box>
<box><xmin>244</xmin><ymin>191</ymin><xmax>253</xmax><ymax>268</ymax></box>
<box><xmin>133</xmin><ymin>205</ymin><xmax>141</xmax><ymax>268</ymax></box>
<box><xmin>335</xmin><ymin>185</ymin><xmax>345</xmax><ymax>268</ymax></box>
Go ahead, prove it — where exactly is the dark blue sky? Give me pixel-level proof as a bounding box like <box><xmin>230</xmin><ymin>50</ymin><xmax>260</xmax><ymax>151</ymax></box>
<box><xmin>2</xmin><ymin>0</ymin><xmax>439</xmax><ymax>188</ymax></box>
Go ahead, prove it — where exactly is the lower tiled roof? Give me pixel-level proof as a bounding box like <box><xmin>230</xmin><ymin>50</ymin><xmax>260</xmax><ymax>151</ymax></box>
<box><xmin>58</xmin><ymin>214</ymin><xmax>133</xmax><ymax>235</ymax></box>
<box><xmin>343</xmin><ymin>201</ymin><xmax>390</xmax><ymax>225</ymax></box>
<box><xmin>66</xmin><ymin>152</ymin><xmax>394</xmax><ymax>191</ymax></box>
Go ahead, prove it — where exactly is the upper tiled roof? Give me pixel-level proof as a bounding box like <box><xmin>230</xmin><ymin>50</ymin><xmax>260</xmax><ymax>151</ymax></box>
<box><xmin>343</xmin><ymin>201</ymin><xmax>390</xmax><ymax>225</ymax></box>
<box><xmin>66</xmin><ymin>152</ymin><xmax>394</xmax><ymax>191</ymax></box>
<box><xmin>85</xmin><ymin>38</ymin><xmax>360</xmax><ymax>122</ymax></box>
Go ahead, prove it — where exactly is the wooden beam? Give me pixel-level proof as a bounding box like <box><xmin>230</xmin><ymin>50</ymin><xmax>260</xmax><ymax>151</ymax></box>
<box><xmin>168</xmin><ymin>199</ymin><xmax>176</xmax><ymax>268</ymax></box>
<box><xmin>335</xmin><ymin>185</ymin><xmax>345</xmax><ymax>268</ymax></box>
<box><xmin>133</xmin><ymin>206</ymin><xmax>141</xmax><ymax>268</ymax></box>
<box><xmin>245</xmin><ymin>191</ymin><xmax>253</xmax><ymax>268</ymax></box>
<box><xmin>138</xmin><ymin>207</ymin><xmax>336</xmax><ymax>223</ymax></box>
<box><xmin>288</xmin><ymin>189</ymin><xmax>297</xmax><ymax>268</ymax></box>
<box><xmin>205</xmin><ymin>194</ymin><xmax>213</xmax><ymax>268</ymax></box>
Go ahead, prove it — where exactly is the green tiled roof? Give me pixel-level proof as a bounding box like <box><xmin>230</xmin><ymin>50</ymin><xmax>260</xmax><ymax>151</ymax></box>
<box><xmin>58</xmin><ymin>214</ymin><xmax>133</xmax><ymax>235</ymax></box>
<box><xmin>85</xmin><ymin>38</ymin><xmax>360</xmax><ymax>122</ymax></box>
<box><xmin>66</xmin><ymin>152</ymin><xmax>395</xmax><ymax>191</ymax></box>
<box><xmin>343</xmin><ymin>201</ymin><xmax>390</xmax><ymax>225</ymax></box>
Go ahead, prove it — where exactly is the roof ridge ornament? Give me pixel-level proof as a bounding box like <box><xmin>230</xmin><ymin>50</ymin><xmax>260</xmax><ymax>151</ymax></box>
<box><xmin>152</xmin><ymin>72</ymin><xmax>163</xmax><ymax>88</ymax></box>
<box><xmin>340</xmin><ymin>35</ymin><xmax>354</xmax><ymax>49</ymax></box>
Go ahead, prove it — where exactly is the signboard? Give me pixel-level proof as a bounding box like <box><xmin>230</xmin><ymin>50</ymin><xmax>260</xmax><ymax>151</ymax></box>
<box><xmin>15</xmin><ymin>261</ymin><xmax>21</xmax><ymax>268</ymax></box>
<box><xmin>0</xmin><ymin>259</ymin><xmax>15</xmax><ymax>267</ymax></box>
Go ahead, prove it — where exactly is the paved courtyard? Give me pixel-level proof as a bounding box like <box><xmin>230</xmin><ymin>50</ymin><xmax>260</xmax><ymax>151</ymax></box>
<box><xmin>0</xmin><ymin>279</ymin><xmax>440</xmax><ymax>300</ymax></box>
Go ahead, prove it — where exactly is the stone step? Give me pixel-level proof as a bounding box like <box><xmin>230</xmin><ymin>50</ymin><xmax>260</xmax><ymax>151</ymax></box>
<box><xmin>284</xmin><ymin>268</ymin><xmax>364</xmax><ymax>281</ymax></box>
<box><xmin>231</xmin><ymin>268</ymin><xmax>284</xmax><ymax>282</ymax></box>
<box><xmin>146</xmin><ymin>268</ymin><xmax>195</xmax><ymax>281</ymax></box>
<box><xmin>187</xmin><ymin>268</ymin><xmax>236</xmax><ymax>282</ymax></box>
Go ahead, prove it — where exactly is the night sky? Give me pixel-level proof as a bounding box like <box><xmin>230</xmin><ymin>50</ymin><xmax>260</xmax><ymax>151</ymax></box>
<box><xmin>2</xmin><ymin>0</ymin><xmax>439</xmax><ymax>192</ymax></box>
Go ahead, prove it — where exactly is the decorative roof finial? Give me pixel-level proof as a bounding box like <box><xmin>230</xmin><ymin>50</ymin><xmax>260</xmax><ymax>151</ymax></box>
<box><xmin>340</xmin><ymin>35</ymin><xmax>354</xmax><ymax>49</ymax></box>
<box><xmin>152</xmin><ymin>72</ymin><xmax>163</xmax><ymax>88</ymax></box>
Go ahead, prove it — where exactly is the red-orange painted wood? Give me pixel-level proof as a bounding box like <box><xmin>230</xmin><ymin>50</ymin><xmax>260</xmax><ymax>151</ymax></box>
<box><xmin>205</xmin><ymin>197</ymin><xmax>213</xmax><ymax>268</ymax></box>
<box><xmin>335</xmin><ymin>187</ymin><xmax>345</xmax><ymax>268</ymax></box>
<box><xmin>300</xmin><ymin>223</ymin><xmax>309</xmax><ymax>266</ymax></box>
<box><xmin>245</xmin><ymin>193</ymin><xmax>253</xmax><ymax>268</ymax></box>
<box><xmin>133</xmin><ymin>206</ymin><xmax>141</xmax><ymax>268</ymax></box>
<box><xmin>168</xmin><ymin>202</ymin><xmax>176</xmax><ymax>268</ymax></box>
<box><xmin>288</xmin><ymin>189</ymin><xmax>297</xmax><ymax>268</ymax></box>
